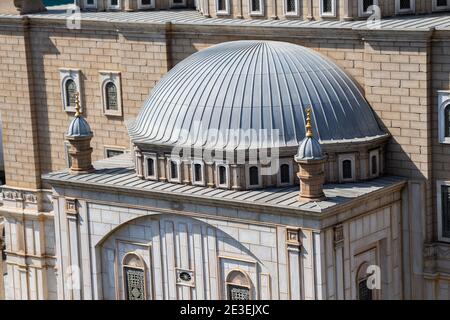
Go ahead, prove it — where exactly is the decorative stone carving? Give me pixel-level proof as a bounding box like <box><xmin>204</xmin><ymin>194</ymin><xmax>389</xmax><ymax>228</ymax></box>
<box><xmin>286</xmin><ymin>228</ymin><xmax>301</xmax><ymax>246</ymax></box>
<box><xmin>24</xmin><ymin>193</ymin><xmax>37</xmax><ymax>204</ymax></box>
<box><xmin>334</xmin><ymin>225</ymin><xmax>344</xmax><ymax>248</ymax></box>
<box><xmin>65</xmin><ymin>198</ymin><xmax>78</xmax><ymax>215</ymax></box>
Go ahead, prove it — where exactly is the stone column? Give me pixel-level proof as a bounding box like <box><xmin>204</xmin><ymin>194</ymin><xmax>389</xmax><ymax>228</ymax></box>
<box><xmin>306</xmin><ymin>0</ymin><xmax>313</xmax><ymax>20</ymax></box>
<box><xmin>343</xmin><ymin>0</ymin><xmax>353</xmax><ymax>20</ymax></box>
<box><xmin>135</xmin><ymin>146</ymin><xmax>144</xmax><ymax>179</ymax></box>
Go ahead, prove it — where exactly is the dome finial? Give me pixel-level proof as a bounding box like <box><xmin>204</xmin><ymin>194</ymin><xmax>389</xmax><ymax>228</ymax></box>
<box><xmin>306</xmin><ymin>107</ymin><xmax>313</xmax><ymax>138</ymax></box>
<box><xmin>74</xmin><ymin>92</ymin><xmax>82</xmax><ymax>117</ymax></box>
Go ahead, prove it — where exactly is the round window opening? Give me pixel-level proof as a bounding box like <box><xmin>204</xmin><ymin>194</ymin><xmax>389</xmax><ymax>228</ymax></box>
<box><xmin>179</xmin><ymin>271</ymin><xmax>192</xmax><ymax>282</ymax></box>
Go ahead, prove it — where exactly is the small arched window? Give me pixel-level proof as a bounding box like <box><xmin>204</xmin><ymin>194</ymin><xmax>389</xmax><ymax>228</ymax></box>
<box><xmin>194</xmin><ymin>163</ymin><xmax>202</xmax><ymax>182</ymax></box>
<box><xmin>280</xmin><ymin>164</ymin><xmax>290</xmax><ymax>184</ymax></box>
<box><xmin>356</xmin><ymin>262</ymin><xmax>373</xmax><ymax>301</ymax></box>
<box><xmin>226</xmin><ymin>270</ymin><xmax>251</xmax><ymax>300</ymax></box>
<box><xmin>147</xmin><ymin>158</ymin><xmax>154</xmax><ymax>177</ymax></box>
<box><xmin>249</xmin><ymin>166</ymin><xmax>259</xmax><ymax>186</ymax></box>
<box><xmin>105</xmin><ymin>82</ymin><xmax>118</xmax><ymax>111</ymax></box>
<box><xmin>371</xmin><ymin>155</ymin><xmax>378</xmax><ymax>175</ymax></box>
<box><xmin>122</xmin><ymin>252</ymin><xmax>146</xmax><ymax>300</ymax></box>
<box><xmin>170</xmin><ymin>160</ymin><xmax>178</xmax><ymax>180</ymax></box>
<box><xmin>218</xmin><ymin>165</ymin><xmax>227</xmax><ymax>186</ymax></box>
<box><xmin>65</xmin><ymin>79</ymin><xmax>77</xmax><ymax>107</ymax></box>
<box><xmin>445</xmin><ymin>105</ymin><xmax>450</xmax><ymax>138</ymax></box>
<box><xmin>342</xmin><ymin>160</ymin><xmax>353</xmax><ymax>180</ymax></box>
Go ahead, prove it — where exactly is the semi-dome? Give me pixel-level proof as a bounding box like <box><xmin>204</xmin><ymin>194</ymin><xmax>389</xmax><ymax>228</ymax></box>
<box><xmin>129</xmin><ymin>40</ymin><xmax>385</xmax><ymax>150</ymax></box>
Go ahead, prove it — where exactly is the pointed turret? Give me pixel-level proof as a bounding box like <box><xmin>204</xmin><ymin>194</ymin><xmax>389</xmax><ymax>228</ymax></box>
<box><xmin>295</xmin><ymin>107</ymin><xmax>326</xmax><ymax>201</ymax></box>
<box><xmin>66</xmin><ymin>93</ymin><xmax>94</xmax><ymax>175</ymax></box>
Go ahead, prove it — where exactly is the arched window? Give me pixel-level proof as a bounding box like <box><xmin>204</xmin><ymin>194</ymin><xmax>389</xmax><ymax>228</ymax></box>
<box><xmin>249</xmin><ymin>166</ymin><xmax>259</xmax><ymax>186</ymax></box>
<box><xmin>122</xmin><ymin>252</ymin><xmax>146</xmax><ymax>300</ymax></box>
<box><xmin>342</xmin><ymin>160</ymin><xmax>353</xmax><ymax>180</ymax></box>
<box><xmin>280</xmin><ymin>164</ymin><xmax>290</xmax><ymax>184</ymax></box>
<box><xmin>193</xmin><ymin>163</ymin><xmax>202</xmax><ymax>182</ymax></box>
<box><xmin>105</xmin><ymin>82</ymin><xmax>118</xmax><ymax>111</ymax></box>
<box><xmin>170</xmin><ymin>160</ymin><xmax>178</xmax><ymax>180</ymax></box>
<box><xmin>218</xmin><ymin>165</ymin><xmax>227</xmax><ymax>186</ymax></box>
<box><xmin>445</xmin><ymin>105</ymin><xmax>450</xmax><ymax>138</ymax></box>
<box><xmin>147</xmin><ymin>158</ymin><xmax>154</xmax><ymax>177</ymax></box>
<box><xmin>371</xmin><ymin>155</ymin><xmax>378</xmax><ymax>175</ymax></box>
<box><xmin>226</xmin><ymin>270</ymin><xmax>252</xmax><ymax>300</ymax></box>
<box><xmin>356</xmin><ymin>262</ymin><xmax>373</xmax><ymax>300</ymax></box>
<box><xmin>65</xmin><ymin>79</ymin><xmax>77</xmax><ymax>107</ymax></box>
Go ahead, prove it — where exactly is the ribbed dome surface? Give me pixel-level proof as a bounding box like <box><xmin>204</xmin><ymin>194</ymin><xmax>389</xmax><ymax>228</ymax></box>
<box><xmin>129</xmin><ymin>40</ymin><xmax>384</xmax><ymax>149</ymax></box>
<box><xmin>67</xmin><ymin>116</ymin><xmax>92</xmax><ymax>137</ymax></box>
<box><xmin>296</xmin><ymin>136</ymin><xmax>325</xmax><ymax>161</ymax></box>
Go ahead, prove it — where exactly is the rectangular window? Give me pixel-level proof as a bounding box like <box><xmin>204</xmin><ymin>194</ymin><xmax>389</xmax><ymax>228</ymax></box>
<box><xmin>359</xmin><ymin>0</ymin><xmax>378</xmax><ymax>16</ymax></box>
<box><xmin>395</xmin><ymin>0</ymin><xmax>415</xmax><ymax>13</ymax></box>
<box><xmin>84</xmin><ymin>0</ymin><xmax>97</xmax><ymax>8</ymax></box>
<box><xmin>168</xmin><ymin>158</ymin><xmax>181</xmax><ymax>183</ymax></box>
<box><xmin>139</xmin><ymin>0</ymin><xmax>154</xmax><ymax>9</ymax></box>
<box><xmin>320</xmin><ymin>0</ymin><xmax>336</xmax><ymax>17</ymax></box>
<box><xmin>438</xmin><ymin>181</ymin><xmax>450</xmax><ymax>242</ymax></box>
<box><xmin>216</xmin><ymin>162</ymin><xmax>229</xmax><ymax>189</ymax></box>
<box><xmin>433</xmin><ymin>0</ymin><xmax>450</xmax><ymax>10</ymax></box>
<box><xmin>171</xmin><ymin>0</ymin><xmax>186</xmax><ymax>6</ymax></box>
<box><xmin>249</xmin><ymin>0</ymin><xmax>264</xmax><ymax>15</ymax></box>
<box><xmin>338</xmin><ymin>154</ymin><xmax>356</xmax><ymax>182</ymax></box>
<box><xmin>442</xmin><ymin>186</ymin><xmax>450</xmax><ymax>239</ymax></box>
<box><xmin>216</xmin><ymin>0</ymin><xmax>229</xmax><ymax>14</ymax></box>
<box><xmin>191</xmin><ymin>160</ymin><xmax>205</xmax><ymax>186</ymax></box>
<box><xmin>285</xmin><ymin>0</ymin><xmax>297</xmax><ymax>15</ymax></box>
<box><xmin>106</xmin><ymin>148</ymin><xmax>124</xmax><ymax>158</ymax></box>
<box><xmin>108</xmin><ymin>0</ymin><xmax>120</xmax><ymax>9</ymax></box>
<box><xmin>143</xmin><ymin>153</ymin><xmax>157</xmax><ymax>180</ymax></box>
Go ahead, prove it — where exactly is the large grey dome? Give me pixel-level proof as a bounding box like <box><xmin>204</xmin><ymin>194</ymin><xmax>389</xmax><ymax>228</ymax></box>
<box><xmin>129</xmin><ymin>40</ymin><xmax>385</xmax><ymax>149</ymax></box>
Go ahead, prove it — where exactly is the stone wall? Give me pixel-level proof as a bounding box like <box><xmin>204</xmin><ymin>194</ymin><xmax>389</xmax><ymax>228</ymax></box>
<box><xmin>0</xmin><ymin>19</ymin><xmax>42</xmax><ymax>189</ymax></box>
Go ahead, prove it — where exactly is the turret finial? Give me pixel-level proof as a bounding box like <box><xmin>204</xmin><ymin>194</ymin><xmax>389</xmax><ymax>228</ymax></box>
<box><xmin>74</xmin><ymin>92</ymin><xmax>81</xmax><ymax>117</ymax></box>
<box><xmin>306</xmin><ymin>107</ymin><xmax>313</xmax><ymax>138</ymax></box>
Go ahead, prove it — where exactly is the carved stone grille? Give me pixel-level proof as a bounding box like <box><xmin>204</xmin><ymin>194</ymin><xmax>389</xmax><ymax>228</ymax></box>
<box><xmin>124</xmin><ymin>267</ymin><xmax>145</xmax><ymax>300</ymax></box>
<box><xmin>442</xmin><ymin>185</ymin><xmax>450</xmax><ymax>238</ymax></box>
<box><xmin>358</xmin><ymin>279</ymin><xmax>373</xmax><ymax>300</ymax></box>
<box><xmin>251</xmin><ymin>0</ymin><xmax>260</xmax><ymax>12</ymax></box>
<box><xmin>105</xmin><ymin>82</ymin><xmax>118</xmax><ymax>110</ymax></box>
<box><xmin>228</xmin><ymin>285</ymin><xmax>250</xmax><ymax>300</ymax></box>
<box><xmin>286</xmin><ymin>0</ymin><xmax>296</xmax><ymax>12</ymax></box>
<box><xmin>66</xmin><ymin>79</ymin><xmax>77</xmax><ymax>107</ymax></box>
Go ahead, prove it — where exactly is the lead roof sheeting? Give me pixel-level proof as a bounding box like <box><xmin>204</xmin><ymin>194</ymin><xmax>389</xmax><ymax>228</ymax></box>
<box><xmin>42</xmin><ymin>154</ymin><xmax>405</xmax><ymax>213</ymax></box>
